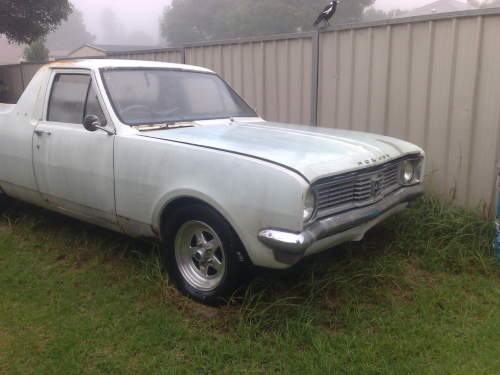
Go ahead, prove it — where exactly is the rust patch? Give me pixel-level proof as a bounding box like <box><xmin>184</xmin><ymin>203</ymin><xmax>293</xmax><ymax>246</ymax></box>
<box><xmin>151</xmin><ymin>225</ymin><xmax>160</xmax><ymax>238</ymax></box>
<box><xmin>48</xmin><ymin>60</ymin><xmax>77</xmax><ymax>67</ymax></box>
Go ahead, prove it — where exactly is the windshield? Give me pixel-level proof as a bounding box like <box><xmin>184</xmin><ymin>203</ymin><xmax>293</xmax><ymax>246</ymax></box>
<box><xmin>101</xmin><ymin>68</ymin><xmax>257</xmax><ymax>125</ymax></box>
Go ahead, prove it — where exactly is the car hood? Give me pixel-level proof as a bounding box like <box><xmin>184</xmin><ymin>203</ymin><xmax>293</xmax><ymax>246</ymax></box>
<box><xmin>140</xmin><ymin>120</ymin><xmax>423</xmax><ymax>182</ymax></box>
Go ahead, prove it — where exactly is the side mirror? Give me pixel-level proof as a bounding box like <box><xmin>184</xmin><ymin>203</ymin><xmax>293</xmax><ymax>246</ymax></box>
<box><xmin>83</xmin><ymin>115</ymin><xmax>114</xmax><ymax>135</ymax></box>
<box><xmin>83</xmin><ymin>115</ymin><xmax>100</xmax><ymax>132</ymax></box>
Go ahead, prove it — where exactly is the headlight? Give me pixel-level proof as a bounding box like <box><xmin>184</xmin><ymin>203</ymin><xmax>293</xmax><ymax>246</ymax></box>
<box><xmin>401</xmin><ymin>160</ymin><xmax>415</xmax><ymax>184</ymax></box>
<box><xmin>400</xmin><ymin>158</ymin><xmax>423</xmax><ymax>185</ymax></box>
<box><xmin>303</xmin><ymin>189</ymin><xmax>316</xmax><ymax>222</ymax></box>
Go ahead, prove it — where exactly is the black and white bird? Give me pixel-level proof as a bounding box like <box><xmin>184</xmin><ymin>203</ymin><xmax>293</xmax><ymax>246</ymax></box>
<box><xmin>313</xmin><ymin>1</ymin><xmax>341</xmax><ymax>28</ymax></box>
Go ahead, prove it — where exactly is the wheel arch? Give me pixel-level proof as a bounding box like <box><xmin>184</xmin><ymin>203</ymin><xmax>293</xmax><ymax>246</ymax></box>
<box><xmin>154</xmin><ymin>191</ymin><xmax>251</xmax><ymax>261</ymax></box>
<box><xmin>159</xmin><ymin>196</ymin><xmax>211</xmax><ymax>236</ymax></box>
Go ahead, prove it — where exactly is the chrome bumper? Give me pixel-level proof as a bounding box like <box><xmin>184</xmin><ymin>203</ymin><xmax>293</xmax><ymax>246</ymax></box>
<box><xmin>258</xmin><ymin>185</ymin><xmax>423</xmax><ymax>259</ymax></box>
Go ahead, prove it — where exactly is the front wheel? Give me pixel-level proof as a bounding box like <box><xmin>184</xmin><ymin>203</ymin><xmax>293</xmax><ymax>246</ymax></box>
<box><xmin>0</xmin><ymin>193</ymin><xmax>10</xmax><ymax>212</ymax></box>
<box><xmin>161</xmin><ymin>204</ymin><xmax>252</xmax><ymax>306</ymax></box>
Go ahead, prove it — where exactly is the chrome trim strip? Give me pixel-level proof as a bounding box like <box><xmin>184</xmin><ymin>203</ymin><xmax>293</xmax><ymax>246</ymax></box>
<box><xmin>258</xmin><ymin>184</ymin><xmax>424</xmax><ymax>256</ymax></box>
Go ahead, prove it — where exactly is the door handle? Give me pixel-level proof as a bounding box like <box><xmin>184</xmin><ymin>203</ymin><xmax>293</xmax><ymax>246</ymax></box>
<box><xmin>34</xmin><ymin>130</ymin><xmax>52</xmax><ymax>136</ymax></box>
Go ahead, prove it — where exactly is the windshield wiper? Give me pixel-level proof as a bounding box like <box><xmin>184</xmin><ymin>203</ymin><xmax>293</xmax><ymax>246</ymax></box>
<box><xmin>134</xmin><ymin>122</ymin><xmax>196</xmax><ymax>132</ymax></box>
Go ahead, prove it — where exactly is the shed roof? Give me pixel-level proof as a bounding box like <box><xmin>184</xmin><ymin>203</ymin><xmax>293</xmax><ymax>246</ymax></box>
<box><xmin>68</xmin><ymin>43</ymin><xmax>159</xmax><ymax>57</ymax></box>
<box><xmin>402</xmin><ymin>0</ymin><xmax>474</xmax><ymax>17</ymax></box>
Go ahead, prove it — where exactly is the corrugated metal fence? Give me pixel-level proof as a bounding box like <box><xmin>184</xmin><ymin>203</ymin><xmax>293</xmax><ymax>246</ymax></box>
<box><xmin>1</xmin><ymin>8</ymin><xmax>499</xmax><ymax>210</ymax></box>
<box><xmin>0</xmin><ymin>63</ymin><xmax>37</xmax><ymax>103</ymax></box>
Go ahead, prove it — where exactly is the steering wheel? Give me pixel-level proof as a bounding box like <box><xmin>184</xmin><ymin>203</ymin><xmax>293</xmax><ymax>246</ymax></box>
<box><xmin>121</xmin><ymin>104</ymin><xmax>153</xmax><ymax>118</ymax></box>
<box><xmin>153</xmin><ymin>107</ymin><xmax>181</xmax><ymax>118</ymax></box>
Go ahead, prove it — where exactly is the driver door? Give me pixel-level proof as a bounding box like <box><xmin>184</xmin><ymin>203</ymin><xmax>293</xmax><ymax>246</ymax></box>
<box><xmin>32</xmin><ymin>70</ymin><xmax>118</xmax><ymax>229</ymax></box>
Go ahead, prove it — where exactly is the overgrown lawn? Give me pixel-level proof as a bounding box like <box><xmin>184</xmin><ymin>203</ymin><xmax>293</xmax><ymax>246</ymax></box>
<box><xmin>0</xmin><ymin>196</ymin><xmax>498</xmax><ymax>374</ymax></box>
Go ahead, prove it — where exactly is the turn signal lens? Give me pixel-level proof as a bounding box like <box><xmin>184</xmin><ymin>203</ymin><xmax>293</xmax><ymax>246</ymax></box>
<box><xmin>303</xmin><ymin>190</ymin><xmax>316</xmax><ymax>222</ymax></box>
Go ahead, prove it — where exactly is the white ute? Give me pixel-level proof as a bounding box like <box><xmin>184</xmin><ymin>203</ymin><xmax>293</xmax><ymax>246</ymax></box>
<box><xmin>0</xmin><ymin>60</ymin><xmax>425</xmax><ymax>305</ymax></box>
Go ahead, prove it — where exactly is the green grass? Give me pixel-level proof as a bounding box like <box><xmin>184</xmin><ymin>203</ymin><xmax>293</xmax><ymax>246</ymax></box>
<box><xmin>0</xmin><ymin>196</ymin><xmax>499</xmax><ymax>374</ymax></box>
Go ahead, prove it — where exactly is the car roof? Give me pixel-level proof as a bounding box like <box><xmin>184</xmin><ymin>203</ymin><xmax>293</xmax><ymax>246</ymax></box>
<box><xmin>46</xmin><ymin>59</ymin><xmax>214</xmax><ymax>74</ymax></box>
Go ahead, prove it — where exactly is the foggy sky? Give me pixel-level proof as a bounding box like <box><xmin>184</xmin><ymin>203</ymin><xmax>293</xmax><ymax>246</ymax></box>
<box><xmin>375</xmin><ymin>0</ymin><xmax>469</xmax><ymax>10</ymax></box>
<box><xmin>71</xmin><ymin>0</ymin><xmax>171</xmax><ymax>44</ymax></box>
<box><xmin>71</xmin><ymin>0</ymin><xmax>472</xmax><ymax>45</ymax></box>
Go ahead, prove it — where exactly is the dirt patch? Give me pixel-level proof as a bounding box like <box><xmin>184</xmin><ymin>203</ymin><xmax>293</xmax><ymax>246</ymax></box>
<box><xmin>173</xmin><ymin>296</ymin><xmax>221</xmax><ymax>320</ymax></box>
<box><xmin>141</xmin><ymin>281</ymin><xmax>221</xmax><ymax>321</ymax></box>
<box><xmin>324</xmin><ymin>296</ymin><xmax>341</xmax><ymax>312</ymax></box>
<box><xmin>0</xmin><ymin>327</ymin><xmax>12</xmax><ymax>358</ymax></box>
<box><xmin>389</xmin><ymin>282</ymin><xmax>414</xmax><ymax>303</ymax></box>
<box><xmin>189</xmin><ymin>302</ymin><xmax>220</xmax><ymax>320</ymax></box>
<box><xmin>388</xmin><ymin>262</ymin><xmax>437</xmax><ymax>303</ymax></box>
<box><xmin>404</xmin><ymin>262</ymin><xmax>435</xmax><ymax>285</ymax></box>
<box><xmin>0</xmin><ymin>223</ymin><xmax>10</xmax><ymax>233</ymax></box>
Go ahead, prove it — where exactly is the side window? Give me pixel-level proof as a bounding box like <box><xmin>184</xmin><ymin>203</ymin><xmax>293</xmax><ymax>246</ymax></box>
<box><xmin>48</xmin><ymin>74</ymin><xmax>90</xmax><ymax>123</ymax></box>
<box><xmin>84</xmin><ymin>84</ymin><xmax>107</xmax><ymax>126</ymax></box>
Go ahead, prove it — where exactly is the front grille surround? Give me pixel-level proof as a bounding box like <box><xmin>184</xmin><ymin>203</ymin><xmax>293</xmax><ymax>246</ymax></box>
<box><xmin>311</xmin><ymin>155</ymin><xmax>421</xmax><ymax>219</ymax></box>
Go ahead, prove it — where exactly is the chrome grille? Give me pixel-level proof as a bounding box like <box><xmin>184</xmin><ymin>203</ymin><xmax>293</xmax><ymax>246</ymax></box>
<box><xmin>313</xmin><ymin>158</ymin><xmax>408</xmax><ymax>217</ymax></box>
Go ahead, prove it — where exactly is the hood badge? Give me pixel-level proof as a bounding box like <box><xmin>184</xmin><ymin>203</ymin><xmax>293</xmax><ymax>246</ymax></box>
<box><xmin>358</xmin><ymin>154</ymin><xmax>391</xmax><ymax>166</ymax></box>
<box><xmin>371</xmin><ymin>174</ymin><xmax>384</xmax><ymax>198</ymax></box>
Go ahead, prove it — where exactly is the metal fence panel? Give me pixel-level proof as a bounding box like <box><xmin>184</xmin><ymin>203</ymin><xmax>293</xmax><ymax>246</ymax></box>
<box><xmin>155</xmin><ymin>50</ymin><xmax>184</xmax><ymax>64</ymax></box>
<box><xmin>470</xmin><ymin>15</ymin><xmax>500</xmax><ymax>210</ymax></box>
<box><xmin>21</xmin><ymin>63</ymin><xmax>45</xmax><ymax>87</ymax></box>
<box><xmin>0</xmin><ymin>63</ymin><xmax>45</xmax><ymax>103</ymax></box>
<box><xmin>0</xmin><ymin>9</ymin><xmax>499</xmax><ymax>210</ymax></box>
<box><xmin>317</xmin><ymin>12</ymin><xmax>500</xmax><ymax>209</ymax></box>
<box><xmin>0</xmin><ymin>65</ymin><xmax>24</xmax><ymax>103</ymax></box>
<box><xmin>184</xmin><ymin>36</ymin><xmax>313</xmax><ymax>124</ymax></box>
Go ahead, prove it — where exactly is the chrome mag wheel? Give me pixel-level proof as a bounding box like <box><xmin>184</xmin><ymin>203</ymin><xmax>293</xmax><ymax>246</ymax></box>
<box><xmin>174</xmin><ymin>220</ymin><xmax>226</xmax><ymax>291</ymax></box>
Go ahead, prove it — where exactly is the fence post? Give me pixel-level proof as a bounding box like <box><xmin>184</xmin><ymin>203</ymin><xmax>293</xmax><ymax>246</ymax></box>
<box><xmin>181</xmin><ymin>47</ymin><xmax>186</xmax><ymax>64</ymax></box>
<box><xmin>310</xmin><ymin>30</ymin><xmax>320</xmax><ymax>127</ymax></box>
<box><xmin>495</xmin><ymin>163</ymin><xmax>500</xmax><ymax>264</ymax></box>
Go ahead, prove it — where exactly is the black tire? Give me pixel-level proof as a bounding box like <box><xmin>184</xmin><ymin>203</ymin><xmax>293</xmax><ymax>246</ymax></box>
<box><xmin>160</xmin><ymin>203</ymin><xmax>253</xmax><ymax>306</ymax></box>
<box><xmin>0</xmin><ymin>193</ymin><xmax>9</xmax><ymax>212</ymax></box>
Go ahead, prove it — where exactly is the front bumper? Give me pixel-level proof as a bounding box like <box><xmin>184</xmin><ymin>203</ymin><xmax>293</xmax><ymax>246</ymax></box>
<box><xmin>258</xmin><ymin>184</ymin><xmax>423</xmax><ymax>262</ymax></box>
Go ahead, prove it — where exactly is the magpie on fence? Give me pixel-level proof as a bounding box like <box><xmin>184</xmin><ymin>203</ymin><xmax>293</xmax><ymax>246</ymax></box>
<box><xmin>313</xmin><ymin>1</ymin><xmax>341</xmax><ymax>28</ymax></box>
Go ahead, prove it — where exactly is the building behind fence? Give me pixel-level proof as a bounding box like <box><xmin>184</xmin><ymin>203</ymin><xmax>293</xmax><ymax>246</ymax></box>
<box><xmin>1</xmin><ymin>9</ymin><xmax>499</xmax><ymax>212</ymax></box>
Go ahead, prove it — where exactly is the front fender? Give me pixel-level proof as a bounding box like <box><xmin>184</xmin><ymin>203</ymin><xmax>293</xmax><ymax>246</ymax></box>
<box><xmin>151</xmin><ymin>188</ymin><xmax>239</xmax><ymax>238</ymax></box>
<box><xmin>114</xmin><ymin>135</ymin><xmax>310</xmax><ymax>269</ymax></box>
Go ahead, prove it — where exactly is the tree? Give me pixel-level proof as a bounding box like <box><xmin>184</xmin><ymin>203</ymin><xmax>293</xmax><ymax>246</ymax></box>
<box><xmin>160</xmin><ymin>0</ymin><xmax>232</xmax><ymax>45</ymax></box>
<box><xmin>160</xmin><ymin>0</ymin><xmax>375</xmax><ymax>45</ymax></box>
<box><xmin>0</xmin><ymin>0</ymin><xmax>72</xmax><ymax>44</ymax></box>
<box><xmin>363</xmin><ymin>7</ymin><xmax>403</xmax><ymax>21</ymax></box>
<box><xmin>46</xmin><ymin>8</ymin><xmax>94</xmax><ymax>52</ymax></box>
<box><xmin>23</xmin><ymin>39</ymin><xmax>50</xmax><ymax>61</ymax></box>
<box><xmin>127</xmin><ymin>31</ymin><xmax>154</xmax><ymax>46</ymax></box>
<box><xmin>100</xmin><ymin>8</ymin><xmax>126</xmax><ymax>44</ymax></box>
